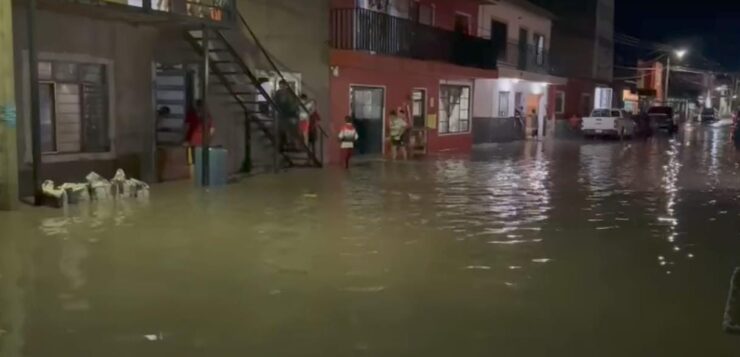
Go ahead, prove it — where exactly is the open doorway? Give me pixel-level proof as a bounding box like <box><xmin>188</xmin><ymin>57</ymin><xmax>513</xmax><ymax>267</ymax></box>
<box><xmin>350</xmin><ymin>86</ymin><xmax>385</xmax><ymax>155</ymax></box>
<box><xmin>411</xmin><ymin>89</ymin><xmax>427</xmax><ymax>156</ymax></box>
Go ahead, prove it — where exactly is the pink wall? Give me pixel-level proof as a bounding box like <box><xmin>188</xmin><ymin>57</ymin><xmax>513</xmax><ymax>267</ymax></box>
<box><xmin>419</xmin><ymin>0</ymin><xmax>479</xmax><ymax>33</ymax></box>
<box><xmin>329</xmin><ymin>50</ymin><xmax>497</xmax><ymax>164</ymax></box>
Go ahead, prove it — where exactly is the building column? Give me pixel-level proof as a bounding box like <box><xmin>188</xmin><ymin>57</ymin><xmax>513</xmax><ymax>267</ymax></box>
<box><xmin>0</xmin><ymin>0</ymin><xmax>19</xmax><ymax>210</ymax></box>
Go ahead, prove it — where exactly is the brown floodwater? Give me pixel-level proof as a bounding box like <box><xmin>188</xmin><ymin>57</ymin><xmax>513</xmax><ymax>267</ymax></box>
<box><xmin>2</xmin><ymin>123</ymin><xmax>740</xmax><ymax>356</ymax></box>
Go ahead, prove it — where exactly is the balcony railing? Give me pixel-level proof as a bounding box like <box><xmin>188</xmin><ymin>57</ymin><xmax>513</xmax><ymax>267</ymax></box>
<box><xmin>56</xmin><ymin>0</ymin><xmax>235</xmax><ymax>23</ymax></box>
<box><xmin>330</xmin><ymin>8</ymin><xmax>497</xmax><ymax>70</ymax></box>
<box><xmin>496</xmin><ymin>42</ymin><xmax>550</xmax><ymax>74</ymax></box>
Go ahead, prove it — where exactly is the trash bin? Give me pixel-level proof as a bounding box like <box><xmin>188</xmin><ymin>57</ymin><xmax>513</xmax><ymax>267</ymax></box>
<box><xmin>194</xmin><ymin>147</ymin><xmax>228</xmax><ymax>187</ymax></box>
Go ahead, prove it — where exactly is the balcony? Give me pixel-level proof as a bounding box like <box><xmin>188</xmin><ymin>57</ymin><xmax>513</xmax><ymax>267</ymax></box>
<box><xmin>37</xmin><ymin>0</ymin><xmax>235</xmax><ymax>26</ymax></box>
<box><xmin>496</xmin><ymin>42</ymin><xmax>550</xmax><ymax>74</ymax></box>
<box><xmin>330</xmin><ymin>8</ymin><xmax>497</xmax><ymax>70</ymax></box>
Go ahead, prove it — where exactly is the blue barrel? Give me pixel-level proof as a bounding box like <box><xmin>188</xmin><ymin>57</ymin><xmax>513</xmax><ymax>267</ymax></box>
<box><xmin>194</xmin><ymin>147</ymin><xmax>228</xmax><ymax>187</ymax></box>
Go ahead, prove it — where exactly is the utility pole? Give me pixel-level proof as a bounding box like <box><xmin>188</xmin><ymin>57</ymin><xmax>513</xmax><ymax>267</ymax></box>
<box><xmin>0</xmin><ymin>0</ymin><xmax>19</xmax><ymax>210</ymax></box>
<box><xmin>664</xmin><ymin>56</ymin><xmax>671</xmax><ymax>105</ymax></box>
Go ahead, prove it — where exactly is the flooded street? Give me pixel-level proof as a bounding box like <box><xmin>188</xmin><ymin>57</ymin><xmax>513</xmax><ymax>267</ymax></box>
<box><xmin>3</xmin><ymin>124</ymin><xmax>740</xmax><ymax>356</ymax></box>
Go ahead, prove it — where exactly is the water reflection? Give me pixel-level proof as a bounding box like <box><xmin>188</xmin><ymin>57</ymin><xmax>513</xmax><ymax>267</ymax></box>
<box><xmin>2</xmin><ymin>126</ymin><xmax>740</xmax><ymax>355</ymax></box>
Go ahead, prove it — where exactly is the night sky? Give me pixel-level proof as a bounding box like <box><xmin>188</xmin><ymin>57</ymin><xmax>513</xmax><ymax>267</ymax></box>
<box><xmin>616</xmin><ymin>0</ymin><xmax>740</xmax><ymax>70</ymax></box>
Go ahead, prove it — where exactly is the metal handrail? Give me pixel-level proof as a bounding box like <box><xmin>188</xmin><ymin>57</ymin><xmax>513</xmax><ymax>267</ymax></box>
<box><xmin>211</xmin><ymin>29</ymin><xmax>323</xmax><ymax>168</ymax></box>
<box><xmin>235</xmin><ymin>9</ymin><xmax>329</xmax><ymax>139</ymax></box>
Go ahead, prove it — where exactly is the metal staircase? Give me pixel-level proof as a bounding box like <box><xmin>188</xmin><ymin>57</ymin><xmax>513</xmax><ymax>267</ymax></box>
<box><xmin>184</xmin><ymin>16</ymin><xmax>325</xmax><ymax>171</ymax></box>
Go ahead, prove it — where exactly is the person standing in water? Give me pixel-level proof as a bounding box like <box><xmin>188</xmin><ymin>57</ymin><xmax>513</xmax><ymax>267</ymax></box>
<box><xmin>338</xmin><ymin>116</ymin><xmax>358</xmax><ymax>169</ymax></box>
<box><xmin>389</xmin><ymin>109</ymin><xmax>409</xmax><ymax>160</ymax></box>
<box><xmin>299</xmin><ymin>93</ymin><xmax>316</xmax><ymax>146</ymax></box>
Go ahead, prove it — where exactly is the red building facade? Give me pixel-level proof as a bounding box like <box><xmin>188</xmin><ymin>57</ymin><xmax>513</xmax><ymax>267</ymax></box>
<box><xmin>328</xmin><ymin>0</ymin><xmax>497</xmax><ymax>163</ymax></box>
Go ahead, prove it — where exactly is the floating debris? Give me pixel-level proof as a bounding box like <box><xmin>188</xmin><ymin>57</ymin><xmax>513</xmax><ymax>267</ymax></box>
<box><xmin>464</xmin><ymin>265</ymin><xmax>492</xmax><ymax>270</ymax></box>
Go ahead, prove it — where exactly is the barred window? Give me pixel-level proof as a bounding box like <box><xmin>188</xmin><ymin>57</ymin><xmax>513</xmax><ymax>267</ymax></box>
<box><xmin>38</xmin><ymin>61</ymin><xmax>109</xmax><ymax>154</ymax></box>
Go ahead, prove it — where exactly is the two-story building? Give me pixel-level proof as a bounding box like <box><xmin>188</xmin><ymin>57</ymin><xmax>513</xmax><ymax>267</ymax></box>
<box><xmin>532</xmin><ymin>0</ymin><xmax>615</xmax><ymax>132</ymax></box>
<box><xmin>472</xmin><ymin>0</ymin><xmax>565</xmax><ymax>143</ymax></box>
<box><xmin>329</xmin><ymin>0</ymin><xmax>499</xmax><ymax>161</ymax></box>
<box><xmin>4</xmin><ymin>0</ymin><xmax>330</xmax><ymax>203</ymax></box>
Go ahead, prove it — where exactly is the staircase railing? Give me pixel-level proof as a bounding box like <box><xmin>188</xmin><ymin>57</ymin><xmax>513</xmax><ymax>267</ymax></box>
<box><xmin>234</xmin><ymin>9</ymin><xmax>329</xmax><ymax>164</ymax></box>
<box><xmin>211</xmin><ymin>29</ymin><xmax>322</xmax><ymax>168</ymax></box>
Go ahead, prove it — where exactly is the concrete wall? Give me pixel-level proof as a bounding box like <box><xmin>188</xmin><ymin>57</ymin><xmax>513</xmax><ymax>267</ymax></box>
<box><xmin>12</xmin><ymin>7</ymin><xmax>158</xmax><ymax>195</ymax></box>
<box><xmin>478</xmin><ymin>1</ymin><xmax>552</xmax><ymax>48</ymax></box>
<box><xmin>237</xmin><ymin>0</ymin><xmax>330</xmax><ymax>159</ymax></box>
<box><xmin>594</xmin><ymin>0</ymin><xmax>614</xmax><ymax>82</ymax></box>
<box><xmin>473</xmin><ymin>116</ymin><xmax>523</xmax><ymax>143</ymax></box>
<box><xmin>474</xmin><ymin>78</ymin><xmax>549</xmax><ymax>118</ymax></box>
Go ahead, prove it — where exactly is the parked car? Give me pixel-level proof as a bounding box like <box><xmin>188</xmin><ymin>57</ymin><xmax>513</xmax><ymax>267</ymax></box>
<box><xmin>582</xmin><ymin>108</ymin><xmax>636</xmax><ymax>139</ymax></box>
<box><xmin>698</xmin><ymin>108</ymin><xmax>718</xmax><ymax>123</ymax></box>
<box><xmin>647</xmin><ymin>106</ymin><xmax>678</xmax><ymax>134</ymax></box>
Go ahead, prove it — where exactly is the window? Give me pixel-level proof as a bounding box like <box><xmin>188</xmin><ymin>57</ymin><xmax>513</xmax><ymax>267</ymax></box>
<box><xmin>498</xmin><ymin>91</ymin><xmax>510</xmax><ymax>117</ymax></box>
<box><xmin>555</xmin><ymin>91</ymin><xmax>565</xmax><ymax>114</ymax></box>
<box><xmin>439</xmin><ymin>85</ymin><xmax>471</xmax><ymax>134</ymax></box>
<box><xmin>490</xmin><ymin>20</ymin><xmax>508</xmax><ymax>61</ymax></box>
<box><xmin>534</xmin><ymin>33</ymin><xmax>545</xmax><ymax>66</ymax></box>
<box><xmin>514</xmin><ymin>92</ymin><xmax>523</xmax><ymax>110</ymax></box>
<box><xmin>410</xmin><ymin>1</ymin><xmax>434</xmax><ymax>25</ymax></box>
<box><xmin>38</xmin><ymin>61</ymin><xmax>109</xmax><ymax>154</ymax></box>
<box><xmin>580</xmin><ymin>93</ymin><xmax>592</xmax><ymax>116</ymax></box>
<box><xmin>411</xmin><ymin>89</ymin><xmax>426</xmax><ymax>128</ymax></box>
<box><xmin>454</xmin><ymin>13</ymin><xmax>471</xmax><ymax>35</ymax></box>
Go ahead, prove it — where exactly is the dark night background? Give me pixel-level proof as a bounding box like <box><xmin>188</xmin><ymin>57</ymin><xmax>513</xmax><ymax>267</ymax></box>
<box><xmin>617</xmin><ymin>0</ymin><xmax>740</xmax><ymax>70</ymax></box>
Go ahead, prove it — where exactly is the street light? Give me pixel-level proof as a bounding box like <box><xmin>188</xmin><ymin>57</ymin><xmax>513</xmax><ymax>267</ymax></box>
<box><xmin>665</xmin><ymin>48</ymin><xmax>688</xmax><ymax>104</ymax></box>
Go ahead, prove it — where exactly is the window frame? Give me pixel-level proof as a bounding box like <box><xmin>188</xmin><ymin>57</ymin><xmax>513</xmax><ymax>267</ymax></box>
<box><xmin>438</xmin><ymin>84</ymin><xmax>472</xmax><ymax>135</ymax></box>
<box><xmin>37</xmin><ymin>60</ymin><xmax>110</xmax><ymax>155</ymax></box>
<box><xmin>25</xmin><ymin>52</ymin><xmax>115</xmax><ymax>164</ymax></box>
<box><xmin>498</xmin><ymin>91</ymin><xmax>510</xmax><ymax>117</ymax></box>
<box><xmin>38</xmin><ymin>81</ymin><xmax>58</xmax><ymax>153</ymax></box>
<box><xmin>555</xmin><ymin>90</ymin><xmax>565</xmax><ymax>115</ymax></box>
<box><xmin>580</xmin><ymin>93</ymin><xmax>592</xmax><ymax>117</ymax></box>
<box><xmin>533</xmin><ymin>33</ymin><xmax>546</xmax><ymax>66</ymax></box>
<box><xmin>454</xmin><ymin>11</ymin><xmax>472</xmax><ymax>35</ymax></box>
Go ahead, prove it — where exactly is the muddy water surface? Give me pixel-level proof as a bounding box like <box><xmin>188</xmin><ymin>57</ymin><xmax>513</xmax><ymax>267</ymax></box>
<box><xmin>2</xmin><ymin>125</ymin><xmax>740</xmax><ymax>356</ymax></box>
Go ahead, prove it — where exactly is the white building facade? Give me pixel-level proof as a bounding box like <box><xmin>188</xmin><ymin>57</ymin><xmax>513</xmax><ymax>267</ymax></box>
<box><xmin>472</xmin><ymin>0</ymin><xmax>565</xmax><ymax>142</ymax></box>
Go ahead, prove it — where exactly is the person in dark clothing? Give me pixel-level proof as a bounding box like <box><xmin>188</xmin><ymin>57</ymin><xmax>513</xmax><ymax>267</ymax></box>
<box><xmin>273</xmin><ymin>80</ymin><xmax>300</xmax><ymax>149</ymax></box>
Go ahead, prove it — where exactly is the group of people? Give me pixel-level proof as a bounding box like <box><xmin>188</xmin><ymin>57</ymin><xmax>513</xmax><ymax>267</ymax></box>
<box><xmin>337</xmin><ymin>107</ymin><xmax>412</xmax><ymax>170</ymax></box>
<box><xmin>265</xmin><ymin>79</ymin><xmax>320</xmax><ymax>150</ymax></box>
<box><xmin>164</xmin><ymin>82</ymin><xmax>419</xmax><ymax>171</ymax></box>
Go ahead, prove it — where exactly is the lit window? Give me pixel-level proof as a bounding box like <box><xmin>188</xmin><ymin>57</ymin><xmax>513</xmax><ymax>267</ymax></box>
<box><xmin>439</xmin><ymin>85</ymin><xmax>471</xmax><ymax>134</ymax></box>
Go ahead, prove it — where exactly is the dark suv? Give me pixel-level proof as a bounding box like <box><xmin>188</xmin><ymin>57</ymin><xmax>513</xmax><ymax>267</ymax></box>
<box><xmin>647</xmin><ymin>106</ymin><xmax>677</xmax><ymax>134</ymax></box>
<box><xmin>699</xmin><ymin>108</ymin><xmax>718</xmax><ymax>123</ymax></box>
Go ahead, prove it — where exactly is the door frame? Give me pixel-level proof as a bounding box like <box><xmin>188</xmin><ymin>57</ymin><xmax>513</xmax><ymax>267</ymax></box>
<box><xmin>454</xmin><ymin>11</ymin><xmax>473</xmax><ymax>34</ymax></box>
<box><xmin>411</xmin><ymin>87</ymin><xmax>427</xmax><ymax>128</ymax></box>
<box><xmin>349</xmin><ymin>84</ymin><xmax>387</xmax><ymax>155</ymax></box>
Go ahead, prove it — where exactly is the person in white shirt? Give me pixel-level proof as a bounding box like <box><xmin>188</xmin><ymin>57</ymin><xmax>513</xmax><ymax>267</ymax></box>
<box><xmin>338</xmin><ymin>116</ymin><xmax>359</xmax><ymax>169</ymax></box>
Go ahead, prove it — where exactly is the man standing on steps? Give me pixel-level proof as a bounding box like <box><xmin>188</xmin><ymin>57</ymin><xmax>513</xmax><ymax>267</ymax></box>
<box><xmin>273</xmin><ymin>80</ymin><xmax>300</xmax><ymax>150</ymax></box>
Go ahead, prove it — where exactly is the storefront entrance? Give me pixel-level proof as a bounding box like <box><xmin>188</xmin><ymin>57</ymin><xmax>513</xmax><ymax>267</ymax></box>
<box><xmin>350</xmin><ymin>86</ymin><xmax>385</xmax><ymax>155</ymax></box>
